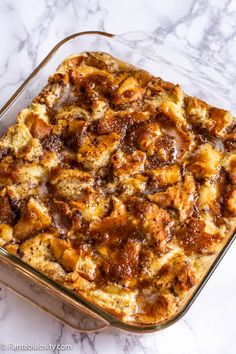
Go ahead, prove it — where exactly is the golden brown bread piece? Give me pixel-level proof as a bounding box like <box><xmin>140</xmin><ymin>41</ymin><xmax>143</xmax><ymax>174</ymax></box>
<box><xmin>49</xmin><ymin>168</ymin><xmax>94</xmax><ymax>199</ymax></box>
<box><xmin>77</xmin><ymin>132</ymin><xmax>120</xmax><ymax>171</ymax></box>
<box><xmin>19</xmin><ymin>233</ymin><xmax>67</xmax><ymax>282</ymax></box>
<box><xmin>1</xmin><ymin>51</ymin><xmax>236</xmax><ymax>326</ymax></box>
<box><xmin>0</xmin><ymin>224</ymin><xmax>13</xmax><ymax>247</ymax></box>
<box><xmin>148</xmin><ymin>174</ymin><xmax>196</xmax><ymax>222</ymax></box>
<box><xmin>14</xmin><ymin>198</ymin><xmax>52</xmax><ymax>240</ymax></box>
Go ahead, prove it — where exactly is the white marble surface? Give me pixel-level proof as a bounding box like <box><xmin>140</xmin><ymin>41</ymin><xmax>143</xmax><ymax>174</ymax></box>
<box><xmin>0</xmin><ymin>0</ymin><xmax>236</xmax><ymax>353</ymax></box>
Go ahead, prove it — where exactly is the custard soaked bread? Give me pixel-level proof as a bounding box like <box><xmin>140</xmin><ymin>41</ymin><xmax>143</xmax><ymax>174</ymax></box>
<box><xmin>0</xmin><ymin>52</ymin><xmax>236</xmax><ymax>324</ymax></box>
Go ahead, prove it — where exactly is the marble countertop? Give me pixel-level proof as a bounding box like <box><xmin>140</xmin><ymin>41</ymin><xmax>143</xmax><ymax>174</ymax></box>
<box><xmin>0</xmin><ymin>0</ymin><xmax>236</xmax><ymax>353</ymax></box>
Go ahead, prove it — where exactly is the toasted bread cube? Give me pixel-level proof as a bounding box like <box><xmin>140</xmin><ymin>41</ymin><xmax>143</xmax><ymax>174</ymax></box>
<box><xmin>51</xmin><ymin>118</ymin><xmax>68</xmax><ymax>136</ymax></box>
<box><xmin>176</xmin><ymin>218</ymin><xmax>222</xmax><ymax>255</ymax></box>
<box><xmin>40</xmin><ymin>151</ymin><xmax>60</xmax><ymax>170</ymax></box>
<box><xmin>198</xmin><ymin>181</ymin><xmax>220</xmax><ymax>211</ymax></box>
<box><xmin>6</xmin><ymin>163</ymin><xmax>45</xmax><ymax>201</ymax></box>
<box><xmin>0</xmin><ymin>224</ymin><xmax>13</xmax><ymax>246</ymax></box>
<box><xmin>117</xmin><ymin>77</ymin><xmax>139</xmax><ymax>94</ymax></box>
<box><xmin>55</xmin><ymin>105</ymin><xmax>90</xmax><ymax>122</ymax></box>
<box><xmin>61</xmin><ymin>249</ymin><xmax>97</xmax><ymax>280</ymax></box>
<box><xmin>67</xmin><ymin>273</ymin><xmax>94</xmax><ymax>291</ymax></box>
<box><xmin>0</xmin><ymin>124</ymin><xmax>31</xmax><ymax>155</ymax></box>
<box><xmin>83</xmin><ymin>52</ymin><xmax>121</xmax><ymax>73</ymax></box>
<box><xmin>20</xmin><ymin>233</ymin><xmax>67</xmax><ymax>282</ymax></box>
<box><xmin>70</xmin><ymin>189</ymin><xmax>108</xmax><ymax>222</ymax></box>
<box><xmin>50</xmin><ymin>54</ymin><xmax>78</xmax><ymax>83</ymax></box>
<box><xmin>138</xmin><ymin>123</ymin><xmax>162</xmax><ymax>153</ymax></box>
<box><xmin>135</xmin><ymin>293</ymin><xmax>177</xmax><ymax>324</ymax></box>
<box><xmin>25</xmin><ymin>113</ymin><xmax>52</xmax><ymax>139</ymax></box>
<box><xmin>169</xmin><ymin>85</ymin><xmax>184</xmax><ymax>105</ymax></box>
<box><xmin>98</xmin><ymin>109</ymin><xmax>150</xmax><ymax>135</ymax></box>
<box><xmin>50</xmin><ymin>169</ymin><xmax>94</xmax><ymax>199</ymax></box>
<box><xmin>70</xmin><ymin>65</ymin><xmax>113</xmax><ymax>85</ymax></box>
<box><xmin>7</xmin><ymin>184</ymin><xmax>37</xmax><ymax>202</ymax></box>
<box><xmin>201</xmin><ymin>213</ymin><xmax>223</xmax><ymax>235</ymax></box>
<box><xmin>50</xmin><ymin>238</ymin><xmax>70</xmax><ymax>260</ymax></box>
<box><xmin>60</xmin><ymin>248</ymin><xmax>82</xmax><ymax>272</ymax></box>
<box><xmin>17</xmin><ymin>103</ymin><xmax>50</xmax><ymax>124</ymax></box>
<box><xmin>0</xmin><ymin>194</ymin><xmax>15</xmax><ymax>225</ymax></box>
<box><xmin>51</xmin><ymin>238</ymin><xmax>97</xmax><ymax>281</ymax></box>
<box><xmin>77</xmin><ymin>133</ymin><xmax>120</xmax><ymax>171</ymax></box>
<box><xmin>90</xmin><ymin>196</ymin><xmax>127</xmax><ymax>232</ymax></box>
<box><xmin>12</xmin><ymin>163</ymin><xmax>45</xmax><ymax>185</ymax></box>
<box><xmin>74</xmin><ymin>255</ymin><xmax>97</xmax><ymax>281</ymax></box>
<box><xmin>188</xmin><ymin>143</ymin><xmax>222</xmax><ymax>178</ymax></box>
<box><xmin>84</xmin><ymin>284</ymin><xmax>137</xmax><ymax>321</ymax></box>
<box><xmin>18</xmin><ymin>138</ymin><xmax>43</xmax><ymax>161</ymax></box>
<box><xmin>14</xmin><ymin>198</ymin><xmax>52</xmax><ymax>240</ymax></box>
<box><xmin>148</xmin><ymin>174</ymin><xmax>196</xmax><ymax>222</ymax></box>
<box><xmin>126</xmin><ymin>197</ymin><xmax>170</xmax><ymax>249</ymax></box>
<box><xmin>149</xmin><ymin>164</ymin><xmax>181</xmax><ymax>187</ymax></box>
<box><xmin>18</xmin><ymin>105</ymin><xmax>52</xmax><ymax>139</ymax></box>
<box><xmin>210</xmin><ymin>107</ymin><xmax>233</xmax><ymax>136</ymax></box>
<box><xmin>92</xmin><ymin>100</ymin><xmax>109</xmax><ymax>120</ymax></box>
<box><xmin>121</xmin><ymin>174</ymin><xmax>147</xmax><ymax>196</ymax></box>
<box><xmin>142</xmin><ymin>203</ymin><xmax>170</xmax><ymax>243</ymax></box>
<box><xmin>0</xmin><ymin>156</ymin><xmax>13</xmax><ymax>186</ymax></box>
<box><xmin>160</xmin><ymin>101</ymin><xmax>188</xmax><ymax>130</ymax></box>
<box><xmin>112</xmin><ymin>77</ymin><xmax>144</xmax><ymax>106</ymax></box>
<box><xmin>0</xmin><ymin>159</ymin><xmax>45</xmax><ymax>200</ymax></box>
<box><xmin>156</xmin><ymin>252</ymin><xmax>196</xmax><ymax>294</ymax></box>
<box><xmin>4</xmin><ymin>243</ymin><xmax>19</xmax><ymax>254</ymax></box>
<box><xmin>186</xmin><ymin>97</ymin><xmax>211</xmax><ymax>128</ymax></box>
<box><xmin>112</xmin><ymin>150</ymin><xmax>146</xmax><ymax>177</ymax></box>
<box><xmin>19</xmin><ymin>233</ymin><xmax>54</xmax><ymax>260</ymax></box>
<box><xmin>34</xmin><ymin>82</ymin><xmax>63</xmax><ymax>108</ymax></box>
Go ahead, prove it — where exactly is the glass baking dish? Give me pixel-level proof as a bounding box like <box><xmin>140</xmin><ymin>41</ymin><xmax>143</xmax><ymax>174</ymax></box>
<box><xmin>0</xmin><ymin>31</ymin><xmax>236</xmax><ymax>333</ymax></box>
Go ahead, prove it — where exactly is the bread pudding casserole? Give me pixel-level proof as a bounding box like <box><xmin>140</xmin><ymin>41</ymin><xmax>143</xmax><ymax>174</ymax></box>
<box><xmin>0</xmin><ymin>52</ymin><xmax>235</xmax><ymax>325</ymax></box>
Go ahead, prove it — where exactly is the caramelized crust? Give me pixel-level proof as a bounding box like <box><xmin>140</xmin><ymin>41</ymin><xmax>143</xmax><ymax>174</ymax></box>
<box><xmin>0</xmin><ymin>52</ymin><xmax>235</xmax><ymax>326</ymax></box>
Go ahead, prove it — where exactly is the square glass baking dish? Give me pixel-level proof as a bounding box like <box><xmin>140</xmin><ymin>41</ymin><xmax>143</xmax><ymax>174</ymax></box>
<box><xmin>0</xmin><ymin>31</ymin><xmax>236</xmax><ymax>333</ymax></box>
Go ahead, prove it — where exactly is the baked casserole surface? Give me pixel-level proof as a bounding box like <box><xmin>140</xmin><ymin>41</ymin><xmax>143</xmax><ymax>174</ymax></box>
<box><xmin>0</xmin><ymin>52</ymin><xmax>236</xmax><ymax>325</ymax></box>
